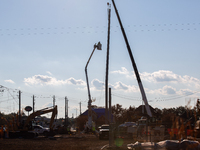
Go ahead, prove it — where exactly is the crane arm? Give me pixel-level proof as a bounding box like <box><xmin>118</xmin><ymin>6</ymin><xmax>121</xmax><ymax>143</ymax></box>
<box><xmin>49</xmin><ymin>105</ymin><xmax>58</xmax><ymax>130</ymax></box>
<box><xmin>111</xmin><ymin>0</ymin><xmax>152</xmax><ymax>117</ymax></box>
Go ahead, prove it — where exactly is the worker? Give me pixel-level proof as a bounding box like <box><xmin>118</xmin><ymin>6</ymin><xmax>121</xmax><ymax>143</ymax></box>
<box><xmin>92</xmin><ymin>121</ymin><xmax>95</xmax><ymax>132</ymax></box>
<box><xmin>5</xmin><ymin>125</ymin><xmax>9</xmax><ymax>138</ymax></box>
<box><xmin>0</xmin><ymin>125</ymin><xmax>3</xmax><ymax>139</ymax></box>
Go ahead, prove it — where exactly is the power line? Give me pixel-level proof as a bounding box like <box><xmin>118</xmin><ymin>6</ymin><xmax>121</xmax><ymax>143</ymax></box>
<box><xmin>112</xmin><ymin>93</ymin><xmax>141</xmax><ymax>101</ymax></box>
<box><xmin>111</xmin><ymin>90</ymin><xmax>200</xmax><ymax>103</ymax></box>
<box><xmin>1</xmin><ymin>84</ymin><xmax>200</xmax><ymax>114</ymax></box>
<box><xmin>0</xmin><ymin>97</ymin><xmax>19</xmax><ymax>103</ymax></box>
<box><xmin>154</xmin><ymin>91</ymin><xmax>200</xmax><ymax>102</ymax></box>
<box><xmin>0</xmin><ymin>23</ymin><xmax>199</xmax><ymax>36</ymax></box>
<box><xmin>0</xmin><ymin>23</ymin><xmax>199</xmax><ymax>31</ymax></box>
<box><xmin>0</xmin><ymin>85</ymin><xmax>19</xmax><ymax>104</ymax></box>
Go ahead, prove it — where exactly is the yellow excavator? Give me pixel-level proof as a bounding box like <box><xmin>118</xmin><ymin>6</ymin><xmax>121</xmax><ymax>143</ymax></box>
<box><xmin>9</xmin><ymin>105</ymin><xmax>57</xmax><ymax>138</ymax></box>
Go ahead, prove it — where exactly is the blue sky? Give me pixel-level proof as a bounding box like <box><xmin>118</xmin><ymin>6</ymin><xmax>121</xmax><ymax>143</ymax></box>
<box><xmin>0</xmin><ymin>0</ymin><xmax>200</xmax><ymax>118</ymax></box>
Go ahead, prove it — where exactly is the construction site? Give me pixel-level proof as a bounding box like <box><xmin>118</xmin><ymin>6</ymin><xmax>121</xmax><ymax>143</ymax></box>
<box><xmin>1</xmin><ymin>0</ymin><xmax>200</xmax><ymax>150</ymax></box>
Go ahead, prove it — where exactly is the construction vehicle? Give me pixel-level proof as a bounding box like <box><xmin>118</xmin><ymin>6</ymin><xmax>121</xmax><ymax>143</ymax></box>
<box><xmin>111</xmin><ymin>0</ymin><xmax>155</xmax><ymax>140</ymax></box>
<box><xmin>84</xmin><ymin>42</ymin><xmax>102</xmax><ymax>134</ymax></box>
<box><xmin>111</xmin><ymin>0</ymin><xmax>152</xmax><ymax>118</ymax></box>
<box><xmin>9</xmin><ymin>105</ymin><xmax>57</xmax><ymax>138</ymax></box>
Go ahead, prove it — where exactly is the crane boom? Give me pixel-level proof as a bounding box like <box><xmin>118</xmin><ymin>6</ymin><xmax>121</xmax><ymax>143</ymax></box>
<box><xmin>111</xmin><ymin>0</ymin><xmax>152</xmax><ymax>117</ymax></box>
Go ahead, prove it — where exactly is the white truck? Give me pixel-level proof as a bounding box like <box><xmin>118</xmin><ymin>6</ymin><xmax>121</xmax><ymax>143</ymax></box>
<box><xmin>33</xmin><ymin>125</ymin><xmax>50</xmax><ymax>136</ymax></box>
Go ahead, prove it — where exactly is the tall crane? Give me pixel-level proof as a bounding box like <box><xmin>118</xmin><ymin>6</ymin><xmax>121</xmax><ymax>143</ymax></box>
<box><xmin>111</xmin><ymin>0</ymin><xmax>152</xmax><ymax>117</ymax></box>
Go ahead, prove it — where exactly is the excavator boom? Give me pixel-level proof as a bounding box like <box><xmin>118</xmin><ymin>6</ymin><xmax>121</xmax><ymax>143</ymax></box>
<box><xmin>24</xmin><ymin>105</ymin><xmax>57</xmax><ymax>130</ymax></box>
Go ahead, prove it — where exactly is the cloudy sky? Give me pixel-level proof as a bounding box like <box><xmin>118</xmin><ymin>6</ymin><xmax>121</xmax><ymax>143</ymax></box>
<box><xmin>0</xmin><ymin>0</ymin><xmax>200</xmax><ymax>118</ymax></box>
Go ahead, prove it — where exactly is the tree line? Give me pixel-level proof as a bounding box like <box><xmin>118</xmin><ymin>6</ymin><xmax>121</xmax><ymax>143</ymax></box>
<box><xmin>1</xmin><ymin>100</ymin><xmax>200</xmax><ymax>131</ymax></box>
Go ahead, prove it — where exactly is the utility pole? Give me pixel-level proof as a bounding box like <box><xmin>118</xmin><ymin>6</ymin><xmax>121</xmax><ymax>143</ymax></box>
<box><xmin>79</xmin><ymin>102</ymin><xmax>81</xmax><ymax>115</ymax></box>
<box><xmin>105</xmin><ymin>2</ymin><xmax>111</xmax><ymax>124</ymax></box>
<box><xmin>53</xmin><ymin>95</ymin><xmax>55</xmax><ymax>107</ymax></box>
<box><xmin>109</xmin><ymin>88</ymin><xmax>112</xmax><ymax>123</ymax></box>
<box><xmin>75</xmin><ymin>108</ymin><xmax>77</xmax><ymax>118</ymax></box>
<box><xmin>33</xmin><ymin>95</ymin><xmax>35</xmax><ymax>113</ymax></box>
<box><xmin>109</xmin><ymin>87</ymin><xmax>113</xmax><ymax>147</ymax></box>
<box><xmin>19</xmin><ymin>90</ymin><xmax>21</xmax><ymax>124</ymax></box>
<box><xmin>65</xmin><ymin>96</ymin><xmax>69</xmax><ymax>127</ymax></box>
<box><xmin>65</xmin><ymin>97</ymin><xmax>67</xmax><ymax>126</ymax></box>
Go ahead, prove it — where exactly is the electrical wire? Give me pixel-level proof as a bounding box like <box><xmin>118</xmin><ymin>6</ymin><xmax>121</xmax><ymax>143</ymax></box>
<box><xmin>0</xmin><ymin>23</ymin><xmax>199</xmax><ymax>31</ymax></box>
<box><xmin>0</xmin><ymin>84</ymin><xmax>200</xmax><ymax>113</ymax></box>
<box><xmin>112</xmin><ymin>93</ymin><xmax>141</xmax><ymax>101</ymax></box>
<box><xmin>112</xmin><ymin>91</ymin><xmax>142</xmax><ymax>99</ymax></box>
<box><xmin>0</xmin><ymin>97</ymin><xmax>18</xmax><ymax>103</ymax></box>
<box><xmin>111</xmin><ymin>90</ymin><xmax>200</xmax><ymax>103</ymax></box>
<box><xmin>154</xmin><ymin>91</ymin><xmax>200</xmax><ymax>102</ymax></box>
<box><xmin>0</xmin><ymin>86</ymin><xmax>19</xmax><ymax>104</ymax></box>
<box><xmin>0</xmin><ymin>23</ymin><xmax>199</xmax><ymax>36</ymax></box>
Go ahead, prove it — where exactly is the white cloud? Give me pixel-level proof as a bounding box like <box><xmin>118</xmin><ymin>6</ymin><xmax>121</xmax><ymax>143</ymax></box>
<box><xmin>4</xmin><ymin>79</ymin><xmax>15</xmax><ymax>84</ymax></box>
<box><xmin>46</xmin><ymin>71</ymin><xmax>52</xmax><ymax>75</ymax></box>
<box><xmin>113</xmin><ymin>82</ymin><xmax>129</xmax><ymax>90</ymax></box>
<box><xmin>42</xmin><ymin>102</ymin><xmax>53</xmax><ymax>108</ymax></box>
<box><xmin>177</xmin><ymin>89</ymin><xmax>194</xmax><ymax>96</ymax></box>
<box><xmin>111</xmin><ymin>67</ymin><xmax>130</xmax><ymax>75</ymax></box>
<box><xmin>90</xmin><ymin>78</ymin><xmax>196</xmax><ymax>96</ymax></box>
<box><xmin>111</xmin><ymin>68</ymin><xmax>200</xmax><ymax>87</ymax></box>
<box><xmin>140</xmin><ymin>70</ymin><xmax>200</xmax><ymax>87</ymax></box>
<box><xmin>161</xmin><ymin>85</ymin><xmax>177</xmax><ymax>95</ymax></box>
<box><xmin>148</xmin><ymin>85</ymin><xmax>177</xmax><ymax>95</ymax></box>
<box><xmin>88</xmin><ymin>69</ymin><xmax>200</xmax><ymax>99</ymax></box>
<box><xmin>110</xmin><ymin>68</ymin><xmax>200</xmax><ymax>97</ymax></box>
<box><xmin>140</xmin><ymin>70</ymin><xmax>181</xmax><ymax>82</ymax></box>
<box><xmin>111</xmin><ymin>68</ymin><xmax>189</xmax><ymax>83</ymax></box>
<box><xmin>91</xmin><ymin>79</ymin><xmax>139</xmax><ymax>92</ymax></box>
<box><xmin>24</xmin><ymin>75</ymin><xmax>86</xmax><ymax>86</ymax></box>
<box><xmin>109</xmin><ymin>81</ymin><xmax>139</xmax><ymax>92</ymax></box>
<box><xmin>91</xmin><ymin>79</ymin><xmax>104</xmax><ymax>90</ymax></box>
<box><xmin>67</xmin><ymin>77</ymin><xmax>85</xmax><ymax>85</ymax></box>
<box><xmin>147</xmin><ymin>85</ymin><xmax>195</xmax><ymax>97</ymax></box>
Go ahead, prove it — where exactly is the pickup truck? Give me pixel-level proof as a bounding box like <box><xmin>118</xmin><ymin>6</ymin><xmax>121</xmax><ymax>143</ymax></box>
<box><xmin>99</xmin><ymin>124</ymin><xmax>109</xmax><ymax>140</ymax></box>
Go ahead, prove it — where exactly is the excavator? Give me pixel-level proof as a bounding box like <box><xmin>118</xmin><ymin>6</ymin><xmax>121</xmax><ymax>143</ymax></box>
<box><xmin>9</xmin><ymin>105</ymin><xmax>57</xmax><ymax>138</ymax></box>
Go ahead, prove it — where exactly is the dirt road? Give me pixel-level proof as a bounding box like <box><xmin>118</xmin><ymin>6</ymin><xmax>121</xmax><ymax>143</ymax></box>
<box><xmin>0</xmin><ymin>134</ymin><xmax>133</xmax><ymax>150</ymax></box>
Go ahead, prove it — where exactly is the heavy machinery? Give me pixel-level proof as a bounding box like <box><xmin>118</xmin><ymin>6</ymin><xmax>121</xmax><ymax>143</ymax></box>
<box><xmin>111</xmin><ymin>0</ymin><xmax>152</xmax><ymax>118</ymax></box>
<box><xmin>84</xmin><ymin>42</ymin><xmax>102</xmax><ymax>134</ymax></box>
<box><xmin>9</xmin><ymin>105</ymin><xmax>58</xmax><ymax>138</ymax></box>
<box><xmin>23</xmin><ymin>105</ymin><xmax>57</xmax><ymax>131</ymax></box>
